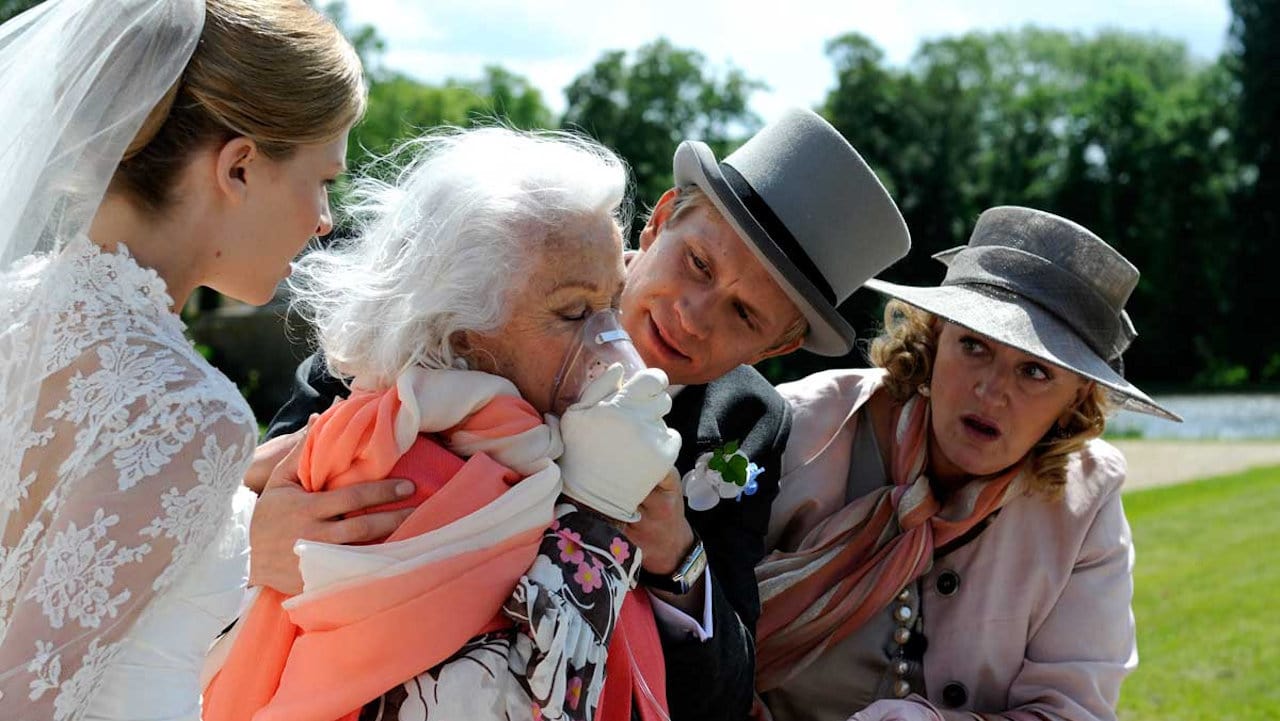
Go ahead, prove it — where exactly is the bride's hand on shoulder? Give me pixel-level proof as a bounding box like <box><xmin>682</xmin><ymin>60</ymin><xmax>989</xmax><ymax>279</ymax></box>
<box><xmin>247</xmin><ymin>418</ymin><xmax>416</xmax><ymax>595</ymax></box>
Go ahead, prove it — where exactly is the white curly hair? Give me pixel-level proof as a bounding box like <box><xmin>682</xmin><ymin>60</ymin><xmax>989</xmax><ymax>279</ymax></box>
<box><xmin>288</xmin><ymin>126</ymin><xmax>631</xmax><ymax>388</ymax></box>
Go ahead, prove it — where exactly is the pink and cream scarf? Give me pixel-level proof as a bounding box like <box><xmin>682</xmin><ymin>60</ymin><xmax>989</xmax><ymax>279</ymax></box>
<box><xmin>754</xmin><ymin>391</ymin><xmax>1027</xmax><ymax>691</ymax></box>
<box><xmin>203</xmin><ymin>368</ymin><xmax>562</xmax><ymax>721</ymax></box>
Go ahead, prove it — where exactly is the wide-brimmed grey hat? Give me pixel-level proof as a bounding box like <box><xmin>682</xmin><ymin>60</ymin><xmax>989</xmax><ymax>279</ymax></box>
<box><xmin>672</xmin><ymin>108</ymin><xmax>910</xmax><ymax>356</ymax></box>
<box><xmin>865</xmin><ymin>206</ymin><xmax>1181</xmax><ymax>421</ymax></box>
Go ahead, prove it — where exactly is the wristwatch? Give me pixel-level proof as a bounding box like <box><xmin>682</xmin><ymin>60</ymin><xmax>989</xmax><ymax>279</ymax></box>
<box><xmin>638</xmin><ymin>535</ymin><xmax>708</xmax><ymax>595</ymax></box>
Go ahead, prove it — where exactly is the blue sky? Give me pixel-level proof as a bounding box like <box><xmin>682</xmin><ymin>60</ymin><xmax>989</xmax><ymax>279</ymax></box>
<box><xmin>348</xmin><ymin>0</ymin><xmax>1232</xmax><ymax>122</ymax></box>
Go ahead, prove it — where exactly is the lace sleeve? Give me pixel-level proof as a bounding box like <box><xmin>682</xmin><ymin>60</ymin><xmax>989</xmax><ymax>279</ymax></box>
<box><xmin>0</xmin><ymin>339</ymin><xmax>256</xmax><ymax>721</ymax></box>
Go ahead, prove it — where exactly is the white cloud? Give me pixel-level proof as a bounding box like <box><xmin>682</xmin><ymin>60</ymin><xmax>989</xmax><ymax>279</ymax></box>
<box><xmin>346</xmin><ymin>0</ymin><xmax>1231</xmax><ymax>122</ymax></box>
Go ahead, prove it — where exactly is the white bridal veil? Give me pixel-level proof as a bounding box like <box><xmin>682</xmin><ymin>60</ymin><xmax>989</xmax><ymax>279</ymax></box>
<box><xmin>0</xmin><ymin>0</ymin><xmax>206</xmax><ymax>662</ymax></box>
<box><xmin>0</xmin><ymin>0</ymin><xmax>205</xmax><ymax>534</ymax></box>
<box><xmin>0</xmin><ymin>0</ymin><xmax>204</xmax><ymax>268</ymax></box>
<box><xmin>1</xmin><ymin>0</ymin><xmax>206</xmax><ymax>436</ymax></box>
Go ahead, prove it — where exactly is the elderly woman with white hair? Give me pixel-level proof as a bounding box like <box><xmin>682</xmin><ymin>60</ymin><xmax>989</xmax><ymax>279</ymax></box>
<box><xmin>202</xmin><ymin>127</ymin><xmax>680</xmax><ymax>721</ymax></box>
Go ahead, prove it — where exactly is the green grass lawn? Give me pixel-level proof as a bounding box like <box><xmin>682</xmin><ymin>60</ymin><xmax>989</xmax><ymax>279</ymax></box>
<box><xmin>1118</xmin><ymin>464</ymin><xmax>1280</xmax><ymax>721</ymax></box>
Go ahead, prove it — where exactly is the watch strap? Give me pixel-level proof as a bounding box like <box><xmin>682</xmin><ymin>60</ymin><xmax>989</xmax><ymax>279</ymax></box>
<box><xmin>638</xmin><ymin>535</ymin><xmax>707</xmax><ymax>595</ymax></box>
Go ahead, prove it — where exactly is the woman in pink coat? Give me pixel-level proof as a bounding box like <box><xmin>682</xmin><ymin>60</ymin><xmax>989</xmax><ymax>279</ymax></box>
<box><xmin>755</xmin><ymin>206</ymin><xmax>1180</xmax><ymax>721</ymax></box>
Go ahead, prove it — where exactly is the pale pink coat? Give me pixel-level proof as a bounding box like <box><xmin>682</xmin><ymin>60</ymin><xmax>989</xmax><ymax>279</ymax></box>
<box><xmin>766</xmin><ymin>369</ymin><xmax>1138</xmax><ymax>721</ymax></box>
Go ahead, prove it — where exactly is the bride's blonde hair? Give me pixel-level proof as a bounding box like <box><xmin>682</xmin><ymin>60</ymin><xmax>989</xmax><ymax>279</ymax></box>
<box><xmin>113</xmin><ymin>0</ymin><xmax>366</xmax><ymax>211</ymax></box>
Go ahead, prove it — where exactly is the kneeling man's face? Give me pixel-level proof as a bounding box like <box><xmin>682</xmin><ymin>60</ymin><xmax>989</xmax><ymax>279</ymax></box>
<box><xmin>462</xmin><ymin>215</ymin><xmax>626</xmax><ymax>414</ymax></box>
<box><xmin>620</xmin><ymin>191</ymin><xmax>804</xmax><ymax>386</ymax></box>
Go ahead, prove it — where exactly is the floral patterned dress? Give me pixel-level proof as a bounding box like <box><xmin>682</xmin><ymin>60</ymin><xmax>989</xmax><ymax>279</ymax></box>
<box><xmin>0</xmin><ymin>236</ymin><xmax>257</xmax><ymax>720</ymax></box>
<box><xmin>361</xmin><ymin>502</ymin><xmax>640</xmax><ymax>721</ymax></box>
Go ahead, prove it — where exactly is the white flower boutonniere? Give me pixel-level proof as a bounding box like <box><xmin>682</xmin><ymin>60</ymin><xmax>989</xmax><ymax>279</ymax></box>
<box><xmin>681</xmin><ymin>440</ymin><xmax>764</xmax><ymax>512</ymax></box>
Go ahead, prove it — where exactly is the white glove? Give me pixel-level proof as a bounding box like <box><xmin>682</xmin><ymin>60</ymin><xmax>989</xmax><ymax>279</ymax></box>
<box><xmin>558</xmin><ymin>363</ymin><xmax>682</xmax><ymax>522</ymax></box>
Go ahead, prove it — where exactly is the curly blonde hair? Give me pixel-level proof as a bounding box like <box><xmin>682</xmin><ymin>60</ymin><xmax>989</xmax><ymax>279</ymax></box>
<box><xmin>868</xmin><ymin>300</ymin><xmax>1110</xmax><ymax>496</ymax></box>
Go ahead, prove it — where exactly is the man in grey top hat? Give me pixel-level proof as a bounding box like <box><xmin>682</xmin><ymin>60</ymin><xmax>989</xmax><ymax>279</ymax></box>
<box><xmin>256</xmin><ymin>108</ymin><xmax>911</xmax><ymax>721</ymax></box>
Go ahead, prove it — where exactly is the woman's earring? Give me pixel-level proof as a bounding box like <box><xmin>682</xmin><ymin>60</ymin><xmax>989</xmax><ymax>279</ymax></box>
<box><xmin>917</xmin><ymin>383</ymin><xmax>931</xmax><ymax>398</ymax></box>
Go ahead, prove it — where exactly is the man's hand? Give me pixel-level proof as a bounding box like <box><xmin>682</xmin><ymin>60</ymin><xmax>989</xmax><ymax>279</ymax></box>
<box><xmin>624</xmin><ymin>470</ymin><xmax>695</xmax><ymax>575</ymax></box>
<box><xmin>248</xmin><ymin>419</ymin><xmax>416</xmax><ymax>595</ymax></box>
<box><xmin>625</xmin><ymin>471</ymin><xmax>703</xmax><ymax>611</ymax></box>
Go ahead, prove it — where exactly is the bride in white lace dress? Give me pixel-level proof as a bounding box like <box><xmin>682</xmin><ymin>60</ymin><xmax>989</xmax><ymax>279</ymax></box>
<box><xmin>0</xmin><ymin>1</ymin><xmax>364</xmax><ymax>719</ymax></box>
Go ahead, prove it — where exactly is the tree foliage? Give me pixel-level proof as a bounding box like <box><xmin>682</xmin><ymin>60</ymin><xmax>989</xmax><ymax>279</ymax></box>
<box><xmin>562</xmin><ymin>38</ymin><xmax>764</xmax><ymax>218</ymax></box>
<box><xmin>783</xmin><ymin>27</ymin><xmax>1267</xmax><ymax>390</ymax></box>
<box><xmin>2</xmin><ymin>1</ymin><xmax>1275</xmax><ymax>390</ymax></box>
<box><xmin>0</xmin><ymin>0</ymin><xmax>40</xmax><ymax>23</ymax></box>
<box><xmin>1227</xmin><ymin>0</ymin><xmax>1280</xmax><ymax>382</ymax></box>
<box><xmin>317</xmin><ymin>3</ymin><xmax>553</xmax><ymax>237</ymax></box>
<box><xmin>350</xmin><ymin>67</ymin><xmax>551</xmax><ymax>163</ymax></box>
<box><xmin>320</xmin><ymin>2</ymin><xmax>552</xmax><ymax>176</ymax></box>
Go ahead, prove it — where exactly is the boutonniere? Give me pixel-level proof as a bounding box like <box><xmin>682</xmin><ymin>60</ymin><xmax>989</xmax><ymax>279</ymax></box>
<box><xmin>681</xmin><ymin>440</ymin><xmax>764</xmax><ymax>511</ymax></box>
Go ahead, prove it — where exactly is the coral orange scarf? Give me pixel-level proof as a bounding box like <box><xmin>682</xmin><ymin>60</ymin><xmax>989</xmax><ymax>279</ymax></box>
<box><xmin>204</xmin><ymin>369</ymin><xmax>562</xmax><ymax>721</ymax></box>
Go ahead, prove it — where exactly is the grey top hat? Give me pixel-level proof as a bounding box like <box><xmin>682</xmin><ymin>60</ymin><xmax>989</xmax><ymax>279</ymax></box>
<box><xmin>865</xmin><ymin>206</ymin><xmax>1181</xmax><ymax>421</ymax></box>
<box><xmin>672</xmin><ymin>108</ymin><xmax>910</xmax><ymax>356</ymax></box>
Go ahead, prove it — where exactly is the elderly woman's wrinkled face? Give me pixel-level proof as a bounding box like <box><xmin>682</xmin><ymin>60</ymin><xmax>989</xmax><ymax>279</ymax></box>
<box><xmin>927</xmin><ymin>323</ymin><xmax>1089</xmax><ymax>481</ymax></box>
<box><xmin>463</xmin><ymin>215</ymin><xmax>626</xmax><ymax>414</ymax></box>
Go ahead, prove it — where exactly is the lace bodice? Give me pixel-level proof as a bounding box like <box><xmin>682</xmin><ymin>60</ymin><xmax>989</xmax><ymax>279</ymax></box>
<box><xmin>0</xmin><ymin>236</ymin><xmax>257</xmax><ymax>720</ymax></box>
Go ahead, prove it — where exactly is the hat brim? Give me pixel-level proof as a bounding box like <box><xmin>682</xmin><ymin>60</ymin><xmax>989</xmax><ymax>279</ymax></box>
<box><xmin>673</xmin><ymin>141</ymin><xmax>856</xmax><ymax>356</ymax></box>
<box><xmin>864</xmin><ymin>279</ymin><xmax>1182</xmax><ymax>422</ymax></box>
